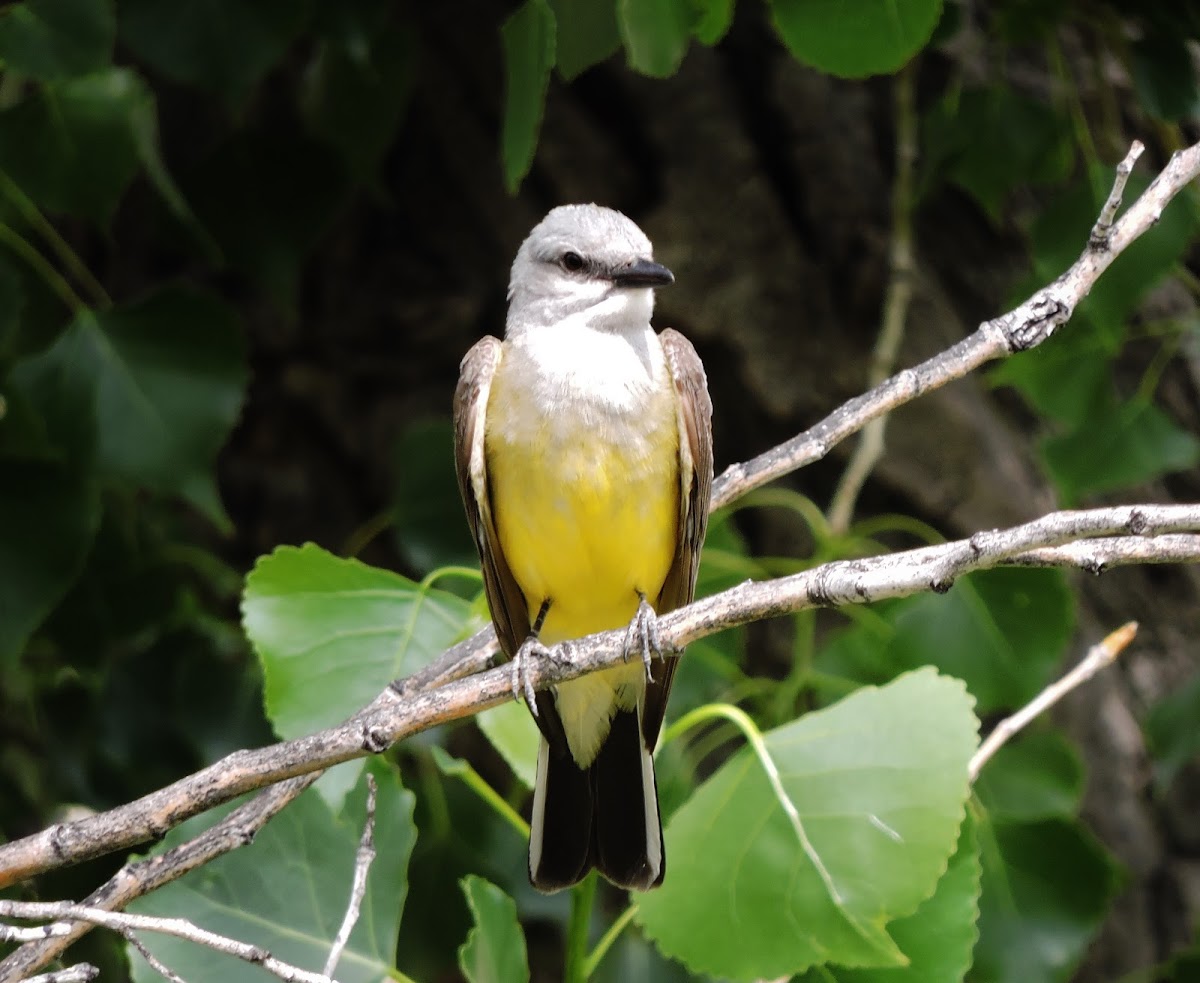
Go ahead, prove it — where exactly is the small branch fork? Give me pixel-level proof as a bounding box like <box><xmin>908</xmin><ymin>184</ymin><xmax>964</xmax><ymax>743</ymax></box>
<box><xmin>2</xmin><ymin>138</ymin><xmax>1199</xmax><ymax>982</ymax></box>
<box><xmin>0</xmin><ymin>776</ymin><xmax>379</xmax><ymax>983</ymax></box>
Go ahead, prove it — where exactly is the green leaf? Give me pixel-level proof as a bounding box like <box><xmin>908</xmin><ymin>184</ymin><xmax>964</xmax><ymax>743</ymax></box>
<box><xmin>0</xmin><ymin>68</ymin><xmax>154</xmax><ymax>225</ymax></box>
<box><xmin>243</xmin><ymin>543</ymin><xmax>473</xmax><ymax>739</ymax></box>
<box><xmin>638</xmin><ymin>668</ymin><xmax>979</xmax><ymax>979</ymax></box>
<box><xmin>457</xmin><ymin>876</ymin><xmax>530</xmax><ymax>983</ymax></box>
<box><xmin>549</xmin><ymin>0</ymin><xmax>620</xmax><ymax>79</ymax></box>
<box><xmin>973</xmin><ymin>818</ymin><xmax>1123</xmax><ymax>983</ymax></box>
<box><xmin>392</xmin><ymin>418</ymin><xmax>478</xmax><ymax>574</ymax></box>
<box><xmin>818</xmin><ymin>569</ymin><xmax>1074</xmax><ymax>716</ymax></box>
<box><xmin>921</xmin><ymin>87</ymin><xmax>1073</xmax><ymax>222</ymax></box>
<box><xmin>1130</xmin><ymin>34</ymin><xmax>1200</xmax><ymax>122</ymax></box>
<box><xmin>617</xmin><ymin>0</ymin><xmax>694</xmax><ymax>77</ymax></box>
<box><xmin>0</xmin><ymin>0</ymin><xmax>115</xmax><ymax>80</ymax></box>
<box><xmin>804</xmin><ymin>812</ymin><xmax>981</xmax><ymax>983</ymax></box>
<box><xmin>117</xmin><ymin>0</ymin><xmax>311</xmax><ymax>107</ymax></box>
<box><xmin>972</xmin><ymin>730</ymin><xmax>1084</xmax><ymax>822</ymax></box>
<box><xmin>1040</xmin><ymin>398</ymin><xmax>1200</xmax><ymax>503</ymax></box>
<box><xmin>768</xmin><ymin>0</ymin><xmax>942</xmax><ymax>79</ymax></box>
<box><xmin>0</xmin><ymin>459</ymin><xmax>98</xmax><ymax>662</ymax></box>
<box><xmin>303</xmin><ymin>19</ymin><xmax>416</xmax><ymax>183</ymax></box>
<box><xmin>13</xmin><ymin>290</ymin><xmax>247</xmax><ymax>525</ymax></box>
<box><xmin>129</xmin><ymin>762</ymin><xmax>416</xmax><ymax>983</ymax></box>
<box><xmin>693</xmin><ymin>0</ymin><xmax>736</xmax><ymax>45</ymax></box>
<box><xmin>476</xmin><ymin>699</ymin><xmax>539</xmax><ymax>790</ymax></box>
<box><xmin>1143</xmin><ymin>669</ymin><xmax>1200</xmax><ymax>790</ymax></box>
<box><xmin>500</xmin><ymin>0</ymin><xmax>555</xmax><ymax>194</ymax></box>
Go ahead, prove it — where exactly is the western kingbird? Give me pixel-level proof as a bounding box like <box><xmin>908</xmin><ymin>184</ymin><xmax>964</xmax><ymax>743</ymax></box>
<box><xmin>454</xmin><ymin>204</ymin><xmax>712</xmax><ymax>892</ymax></box>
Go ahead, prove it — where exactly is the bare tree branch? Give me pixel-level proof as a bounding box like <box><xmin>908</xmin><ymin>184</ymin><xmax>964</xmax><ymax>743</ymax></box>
<box><xmin>0</xmin><ymin>776</ymin><xmax>316</xmax><ymax>983</ymax></box>
<box><xmin>22</xmin><ymin>967</ymin><xmax>97</xmax><ymax>983</ymax></box>
<box><xmin>1</xmin><ymin>139</ymin><xmax>1198</xmax><ymax>982</ymax></box>
<box><xmin>0</xmin><ymin>903</ymin><xmax>337</xmax><ymax>983</ymax></box>
<box><xmin>3</xmin><ymin>504</ymin><xmax>1199</xmax><ymax>903</ymax></box>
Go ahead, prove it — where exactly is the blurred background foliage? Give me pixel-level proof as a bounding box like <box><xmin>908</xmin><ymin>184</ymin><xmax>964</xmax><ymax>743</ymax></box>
<box><xmin>1</xmin><ymin>0</ymin><xmax>1200</xmax><ymax>981</ymax></box>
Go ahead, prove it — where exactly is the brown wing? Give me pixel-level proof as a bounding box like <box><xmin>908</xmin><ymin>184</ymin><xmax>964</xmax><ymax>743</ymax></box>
<box><xmin>452</xmin><ymin>337</ymin><xmax>532</xmax><ymax>662</ymax></box>
<box><xmin>643</xmin><ymin>328</ymin><xmax>714</xmax><ymax>749</ymax></box>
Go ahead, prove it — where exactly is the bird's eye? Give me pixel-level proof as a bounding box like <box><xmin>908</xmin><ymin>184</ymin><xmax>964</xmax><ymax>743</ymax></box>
<box><xmin>561</xmin><ymin>251</ymin><xmax>584</xmax><ymax>272</ymax></box>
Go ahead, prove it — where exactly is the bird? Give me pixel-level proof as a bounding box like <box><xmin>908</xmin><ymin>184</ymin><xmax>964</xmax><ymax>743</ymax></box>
<box><xmin>453</xmin><ymin>203</ymin><xmax>712</xmax><ymax>892</ymax></box>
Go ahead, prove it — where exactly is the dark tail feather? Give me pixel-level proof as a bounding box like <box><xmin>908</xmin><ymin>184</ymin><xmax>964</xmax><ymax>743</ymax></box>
<box><xmin>528</xmin><ymin>738</ymin><xmax>594</xmax><ymax>892</ymax></box>
<box><xmin>591</xmin><ymin>707</ymin><xmax>664</xmax><ymax>890</ymax></box>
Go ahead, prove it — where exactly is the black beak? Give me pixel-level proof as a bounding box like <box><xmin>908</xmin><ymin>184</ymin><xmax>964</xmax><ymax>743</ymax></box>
<box><xmin>611</xmin><ymin>258</ymin><xmax>674</xmax><ymax>288</ymax></box>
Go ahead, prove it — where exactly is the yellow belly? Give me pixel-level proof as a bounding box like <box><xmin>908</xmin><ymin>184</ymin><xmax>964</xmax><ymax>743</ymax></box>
<box><xmin>488</xmin><ymin>422</ymin><xmax>679</xmax><ymax>644</ymax></box>
<box><xmin>484</xmin><ymin>344</ymin><xmax>681</xmax><ymax>765</ymax></box>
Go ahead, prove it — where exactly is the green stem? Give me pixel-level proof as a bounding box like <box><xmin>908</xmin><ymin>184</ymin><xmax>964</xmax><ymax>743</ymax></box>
<box><xmin>563</xmin><ymin>872</ymin><xmax>597</xmax><ymax>983</ymax></box>
<box><xmin>443</xmin><ymin>755</ymin><xmax>529</xmax><ymax>839</ymax></box>
<box><xmin>583</xmin><ymin>902</ymin><xmax>637</xmax><ymax>978</ymax></box>
<box><xmin>0</xmin><ymin>220</ymin><xmax>84</xmax><ymax>313</ymax></box>
<box><xmin>0</xmin><ymin>169</ymin><xmax>111</xmax><ymax>309</ymax></box>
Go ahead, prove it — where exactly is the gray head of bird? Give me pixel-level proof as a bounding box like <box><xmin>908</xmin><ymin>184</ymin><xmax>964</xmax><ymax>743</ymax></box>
<box><xmin>506</xmin><ymin>204</ymin><xmax>674</xmax><ymax>338</ymax></box>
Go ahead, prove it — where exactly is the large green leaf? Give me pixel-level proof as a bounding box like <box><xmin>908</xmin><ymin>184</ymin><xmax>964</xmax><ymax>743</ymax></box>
<box><xmin>0</xmin><ymin>459</ymin><xmax>98</xmax><ymax>663</ymax></box>
<box><xmin>11</xmin><ymin>290</ymin><xmax>247</xmax><ymax>525</ymax></box>
<box><xmin>117</xmin><ymin>0</ymin><xmax>311</xmax><ymax>106</ymax></box>
<box><xmin>1040</xmin><ymin>397</ymin><xmax>1200</xmax><ymax>504</ymax></box>
<box><xmin>129</xmin><ymin>762</ymin><xmax>416</xmax><ymax>983</ymax></box>
<box><xmin>243</xmin><ymin>543</ymin><xmax>473</xmax><ymax>740</ymax></box>
<box><xmin>476</xmin><ymin>699</ymin><xmax>539</xmax><ymax>791</ymax></box>
<box><xmin>973</xmin><ymin>818</ymin><xmax>1123</xmax><ymax>983</ymax></box>
<box><xmin>638</xmin><ymin>668</ymin><xmax>978</xmax><ymax>980</ymax></box>
<box><xmin>818</xmin><ymin>569</ymin><xmax>1074</xmax><ymax>716</ymax></box>
<box><xmin>0</xmin><ymin>68</ymin><xmax>154</xmax><ymax>225</ymax></box>
<box><xmin>972</xmin><ymin>730</ymin><xmax>1084</xmax><ymax>823</ymax></box>
<box><xmin>0</xmin><ymin>0</ymin><xmax>114</xmax><ymax>80</ymax></box>
<box><xmin>618</xmin><ymin>0</ymin><xmax>694</xmax><ymax>78</ymax></box>
<box><xmin>768</xmin><ymin>0</ymin><xmax>942</xmax><ymax>79</ymax></box>
<box><xmin>549</xmin><ymin>0</ymin><xmax>620</xmax><ymax>79</ymax></box>
<box><xmin>800</xmin><ymin>813</ymin><xmax>981</xmax><ymax>983</ymax></box>
<box><xmin>500</xmin><ymin>0</ymin><xmax>555</xmax><ymax>194</ymax></box>
<box><xmin>457</xmin><ymin>876</ymin><xmax>530</xmax><ymax>983</ymax></box>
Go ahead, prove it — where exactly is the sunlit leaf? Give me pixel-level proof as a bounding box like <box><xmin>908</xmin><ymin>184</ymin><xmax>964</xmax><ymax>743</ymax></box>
<box><xmin>639</xmin><ymin>668</ymin><xmax>978</xmax><ymax>979</ymax></box>
<box><xmin>457</xmin><ymin>876</ymin><xmax>529</xmax><ymax>983</ymax></box>
<box><xmin>244</xmin><ymin>542</ymin><xmax>472</xmax><ymax>733</ymax></box>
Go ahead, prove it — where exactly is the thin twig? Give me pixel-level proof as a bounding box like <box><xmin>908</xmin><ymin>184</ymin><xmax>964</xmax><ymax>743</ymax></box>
<box><xmin>968</xmin><ymin>623</ymin><xmax>1138</xmax><ymax>781</ymax></box>
<box><xmin>0</xmin><ymin>775</ymin><xmax>317</xmax><ymax>983</ymax></box>
<box><xmin>322</xmin><ymin>775</ymin><xmax>377</xmax><ymax>980</ymax></box>
<box><xmin>1089</xmin><ymin>141</ymin><xmax>1143</xmax><ymax>248</ymax></box>
<box><xmin>0</xmin><ymin>902</ymin><xmax>337</xmax><ymax>983</ymax></box>
<box><xmin>827</xmin><ymin>63</ymin><xmax>918</xmax><ymax>533</ymax></box>
<box><xmin>711</xmin><ymin>139</ymin><xmax>1193</xmax><ymax>511</ymax></box>
<box><xmin>0</xmin><ymin>923</ymin><xmax>71</xmax><ymax>943</ymax></box>
<box><xmin>124</xmin><ymin>932</ymin><xmax>188</xmax><ymax>983</ymax></box>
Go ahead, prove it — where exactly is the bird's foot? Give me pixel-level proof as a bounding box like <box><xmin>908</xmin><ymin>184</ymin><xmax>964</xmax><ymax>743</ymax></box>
<box><xmin>623</xmin><ymin>594</ymin><xmax>663</xmax><ymax>683</ymax></box>
<box><xmin>512</xmin><ymin>636</ymin><xmax>574</xmax><ymax>714</ymax></box>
